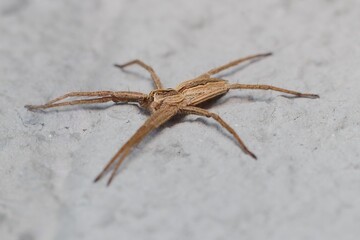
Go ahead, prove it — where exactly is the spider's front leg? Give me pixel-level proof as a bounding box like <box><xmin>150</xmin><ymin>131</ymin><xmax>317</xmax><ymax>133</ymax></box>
<box><xmin>94</xmin><ymin>106</ymin><xmax>179</xmax><ymax>186</ymax></box>
<box><xmin>114</xmin><ymin>59</ymin><xmax>164</xmax><ymax>89</ymax></box>
<box><xmin>25</xmin><ymin>91</ymin><xmax>148</xmax><ymax>110</ymax></box>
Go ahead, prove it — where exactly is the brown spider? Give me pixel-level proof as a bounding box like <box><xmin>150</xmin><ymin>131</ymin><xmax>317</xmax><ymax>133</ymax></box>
<box><xmin>25</xmin><ymin>52</ymin><xmax>319</xmax><ymax>185</ymax></box>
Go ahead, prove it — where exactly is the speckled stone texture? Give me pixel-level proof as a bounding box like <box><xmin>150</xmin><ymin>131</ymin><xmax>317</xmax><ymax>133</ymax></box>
<box><xmin>1</xmin><ymin>0</ymin><xmax>360</xmax><ymax>240</ymax></box>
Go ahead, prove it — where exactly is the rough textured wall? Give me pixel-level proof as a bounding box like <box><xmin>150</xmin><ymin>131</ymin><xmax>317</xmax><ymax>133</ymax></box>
<box><xmin>0</xmin><ymin>0</ymin><xmax>359</xmax><ymax>239</ymax></box>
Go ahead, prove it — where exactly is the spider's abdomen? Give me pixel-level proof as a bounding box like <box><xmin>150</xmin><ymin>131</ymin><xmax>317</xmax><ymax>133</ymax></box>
<box><xmin>178</xmin><ymin>79</ymin><xmax>229</xmax><ymax>106</ymax></box>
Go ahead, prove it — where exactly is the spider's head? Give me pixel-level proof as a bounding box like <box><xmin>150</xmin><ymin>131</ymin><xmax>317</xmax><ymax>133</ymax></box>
<box><xmin>147</xmin><ymin>88</ymin><xmax>184</xmax><ymax>112</ymax></box>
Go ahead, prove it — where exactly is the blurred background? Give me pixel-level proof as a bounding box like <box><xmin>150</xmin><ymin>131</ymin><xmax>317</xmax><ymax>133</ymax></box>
<box><xmin>1</xmin><ymin>0</ymin><xmax>360</xmax><ymax>240</ymax></box>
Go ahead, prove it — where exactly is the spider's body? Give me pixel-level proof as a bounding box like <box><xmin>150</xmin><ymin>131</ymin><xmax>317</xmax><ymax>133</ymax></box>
<box><xmin>26</xmin><ymin>53</ymin><xmax>319</xmax><ymax>185</ymax></box>
<box><xmin>147</xmin><ymin>78</ymin><xmax>228</xmax><ymax>112</ymax></box>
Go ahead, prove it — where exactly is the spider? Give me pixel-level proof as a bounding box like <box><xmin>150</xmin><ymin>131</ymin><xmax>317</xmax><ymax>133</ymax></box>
<box><xmin>25</xmin><ymin>52</ymin><xmax>319</xmax><ymax>185</ymax></box>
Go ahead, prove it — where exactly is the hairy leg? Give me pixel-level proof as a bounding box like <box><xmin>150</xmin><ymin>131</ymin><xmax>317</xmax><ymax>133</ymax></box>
<box><xmin>197</xmin><ymin>52</ymin><xmax>272</xmax><ymax>78</ymax></box>
<box><xmin>228</xmin><ymin>83</ymin><xmax>319</xmax><ymax>98</ymax></box>
<box><xmin>181</xmin><ymin>106</ymin><xmax>257</xmax><ymax>159</ymax></box>
<box><xmin>114</xmin><ymin>59</ymin><xmax>164</xmax><ymax>89</ymax></box>
<box><xmin>94</xmin><ymin>106</ymin><xmax>179</xmax><ymax>186</ymax></box>
<box><xmin>25</xmin><ymin>91</ymin><xmax>148</xmax><ymax>110</ymax></box>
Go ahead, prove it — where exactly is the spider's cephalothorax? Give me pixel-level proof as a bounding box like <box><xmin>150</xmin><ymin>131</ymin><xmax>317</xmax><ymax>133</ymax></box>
<box><xmin>25</xmin><ymin>53</ymin><xmax>319</xmax><ymax>185</ymax></box>
<box><xmin>147</xmin><ymin>89</ymin><xmax>184</xmax><ymax>112</ymax></box>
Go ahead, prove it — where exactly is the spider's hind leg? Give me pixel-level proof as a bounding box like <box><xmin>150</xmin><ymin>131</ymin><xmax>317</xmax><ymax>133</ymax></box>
<box><xmin>181</xmin><ymin>106</ymin><xmax>257</xmax><ymax>159</ymax></box>
<box><xmin>228</xmin><ymin>83</ymin><xmax>319</xmax><ymax>99</ymax></box>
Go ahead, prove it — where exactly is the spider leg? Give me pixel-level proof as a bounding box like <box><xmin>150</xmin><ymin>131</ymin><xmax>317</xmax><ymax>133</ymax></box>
<box><xmin>114</xmin><ymin>59</ymin><xmax>164</xmax><ymax>89</ymax></box>
<box><xmin>197</xmin><ymin>52</ymin><xmax>272</xmax><ymax>78</ymax></box>
<box><xmin>228</xmin><ymin>83</ymin><xmax>319</xmax><ymax>98</ymax></box>
<box><xmin>94</xmin><ymin>106</ymin><xmax>179</xmax><ymax>186</ymax></box>
<box><xmin>181</xmin><ymin>106</ymin><xmax>257</xmax><ymax>159</ymax></box>
<box><xmin>25</xmin><ymin>91</ymin><xmax>148</xmax><ymax>110</ymax></box>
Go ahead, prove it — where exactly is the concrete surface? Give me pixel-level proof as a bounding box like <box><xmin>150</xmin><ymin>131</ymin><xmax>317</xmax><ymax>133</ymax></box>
<box><xmin>1</xmin><ymin>0</ymin><xmax>360</xmax><ymax>240</ymax></box>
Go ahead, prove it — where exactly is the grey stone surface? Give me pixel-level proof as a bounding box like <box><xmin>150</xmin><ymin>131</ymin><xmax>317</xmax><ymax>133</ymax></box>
<box><xmin>1</xmin><ymin>0</ymin><xmax>360</xmax><ymax>239</ymax></box>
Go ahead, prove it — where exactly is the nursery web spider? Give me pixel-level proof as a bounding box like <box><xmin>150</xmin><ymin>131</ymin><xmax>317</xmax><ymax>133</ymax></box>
<box><xmin>26</xmin><ymin>52</ymin><xmax>319</xmax><ymax>185</ymax></box>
